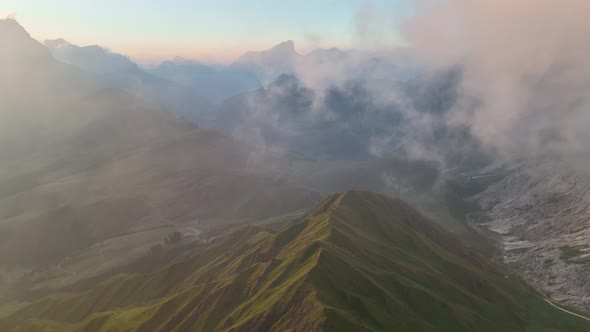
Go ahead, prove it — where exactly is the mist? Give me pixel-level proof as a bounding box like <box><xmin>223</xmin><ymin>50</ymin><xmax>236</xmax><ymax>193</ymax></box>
<box><xmin>231</xmin><ymin>0</ymin><xmax>590</xmax><ymax>166</ymax></box>
<box><xmin>404</xmin><ymin>0</ymin><xmax>590</xmax><ymax>162</ymax></box>
<box><xmin>3</xmin><ymin>3</ymin><xmax>590</xmax><ymax>329</ymax></box>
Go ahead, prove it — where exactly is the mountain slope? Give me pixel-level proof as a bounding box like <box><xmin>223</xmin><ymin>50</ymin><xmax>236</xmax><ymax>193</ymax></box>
<box><xmin>231</xmin><ymin>40</ymin><xmax>301</xmax><ymax>83</ymax></box>
<box><xmin>470</xmin><ymin>159</ymin><xmax>590</xmax><ymax>311</ymax></box>
<box><xmin>44</xmin><ymin>39</ymin><xmax>138</xmax><ymax>74</ymax></box>
<box><xmin>0</xmin><ymin>87</ymin><xmax>319</xmax><ymax>267</ymax></box>
<box><xmin>2</xmin><ymin>191</ymin><xmax>588</xmax><ymax>331</ymax></box>
<box><xmin>0</xmin><ymin>20</ymin><xmax>319</xmax><ymax>269</ymax></box>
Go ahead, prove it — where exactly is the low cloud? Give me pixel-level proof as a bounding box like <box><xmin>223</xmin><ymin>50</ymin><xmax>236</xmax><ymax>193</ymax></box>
<box><xmin>403</xmin><ymin>0</ymin><xmax>590</xmax><ymax>162</ymax></box>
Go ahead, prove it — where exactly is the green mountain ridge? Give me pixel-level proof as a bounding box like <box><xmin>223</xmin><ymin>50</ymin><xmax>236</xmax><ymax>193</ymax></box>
<box><xmin>1</xmin><ymin>191</ymin><xmax>588</xmax><ymax>331</ymax></box>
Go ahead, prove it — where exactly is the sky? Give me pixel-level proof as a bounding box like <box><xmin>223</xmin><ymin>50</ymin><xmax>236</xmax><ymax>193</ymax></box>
<box><xmin>1</xmin><ymin>0</ymin><xmax>414</xmax><ymax>64</ymax></box>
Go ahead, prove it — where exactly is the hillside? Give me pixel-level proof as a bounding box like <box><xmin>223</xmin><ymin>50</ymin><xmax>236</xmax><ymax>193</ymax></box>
<box><xmin>469</xmin><ymin>159</ymin><xmax>590</xmax><ymax>311</ymax></box>
<box><xmin>0</xmin><ymin>89</ymin><xmax>319</xmax><ymax>268</ymax></box>
<box><xmin>231</xmin><ymin>40</ymin><xmax>301</xmax><ymax>84</ymax></box>
<box><xmin>1</xmin><ymin>191</ymin><xmax>588</xmax><ymax>331</ymax></box>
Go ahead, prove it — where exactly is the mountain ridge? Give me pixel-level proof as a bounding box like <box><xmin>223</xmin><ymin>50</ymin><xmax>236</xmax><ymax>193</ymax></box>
<box><xmin>2</xmin><ymin>190</ymin><xmax>589</xmax><ymax>331</ymax></box>
<box><xmin>233</xmin><ymin>40</ymin><xmax>299</xmax><ymax>66</ymax></box>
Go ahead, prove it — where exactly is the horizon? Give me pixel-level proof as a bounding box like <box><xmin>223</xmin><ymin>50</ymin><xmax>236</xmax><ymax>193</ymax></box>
<box><xmin>1</xmin><ymin>0</ymin><xmax>413</xmax><ymax>65</ymax></box>
<box><xmin>3</xmin><ymin>17</ymin><xmax>402</xmax><ymax>68</ymax></box>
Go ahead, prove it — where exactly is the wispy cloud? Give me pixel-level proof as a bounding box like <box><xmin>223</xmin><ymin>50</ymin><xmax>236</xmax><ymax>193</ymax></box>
<box><xmin>404</xmin><ymin>0</ymin><xmax>590</xmax><ymax>162</ymax></box>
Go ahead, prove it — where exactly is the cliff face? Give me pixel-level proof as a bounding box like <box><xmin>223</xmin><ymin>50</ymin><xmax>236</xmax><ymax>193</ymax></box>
<box><xmin>473</xmin><ymin>160</ymin><xmax>590</xmax><ymax>311</ymax></box>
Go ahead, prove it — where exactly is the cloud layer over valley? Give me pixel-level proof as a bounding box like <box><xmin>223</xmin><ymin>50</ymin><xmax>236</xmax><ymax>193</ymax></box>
<box><xmin>404</xmin><ymin>0</ymin><xmax>590</xmax><ymax>163</ymax></box>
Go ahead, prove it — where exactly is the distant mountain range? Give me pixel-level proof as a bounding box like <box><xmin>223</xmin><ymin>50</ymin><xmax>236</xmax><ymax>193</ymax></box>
<box><xmin>39</xmin><ymin>32</ymin><xmax>485</xmax><ymax>166</ymax></box>
<box><xmin>231</xmin><ymin>40</ymin><xmax>300</xmax><ymax>84</ymax></box>
<box><xmin>0</xmin><ymin>19</ymin><xmax>319</xmax><ymax>268</ymax></box>
<box><xmin>42</xmin><ymin>34</ymin><xmax>421</xmax><ymax>104</ymax></box>
<box><xmin>43</xmin><ymin>37</ymin><xmax>214</xmax><ymax>122</ymax></box>
<box><xmin>44</xmin><ymin>39</ymin><xmax>139</xmax><ymax>74</ymax></box>
<box><xmin>149</xmin><ymin>57</ymin><xmax>260</xmax><ymax>103</ymax></box>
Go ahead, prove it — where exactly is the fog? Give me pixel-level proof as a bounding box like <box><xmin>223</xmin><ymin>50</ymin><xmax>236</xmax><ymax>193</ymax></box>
<box><xmin>226</xmin><ymin>0</ymin><xmax>590</xmax><ymax>167</ymax></box>
<box><xmin>404</xmin><ymin>0</ymin><xmax>590</xmax><ymax>162</ymax></box>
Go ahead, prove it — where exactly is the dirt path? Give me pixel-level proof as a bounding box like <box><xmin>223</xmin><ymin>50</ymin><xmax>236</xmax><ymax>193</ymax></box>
<box><xmin>57</xmin><ymin>262</ymin><xmax>77</xmax><ymax>285</ymax></box>
<box><xmin>544</xmin><ymin>299</ymin><xmax>590</xmax><ymax>322</ymax></box>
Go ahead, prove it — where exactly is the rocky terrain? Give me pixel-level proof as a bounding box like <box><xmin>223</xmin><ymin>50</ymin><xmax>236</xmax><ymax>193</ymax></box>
<box><xmin>471</xmin><ymin>160</ymin><xmax>590</xmax><ymax>311</ymax></box>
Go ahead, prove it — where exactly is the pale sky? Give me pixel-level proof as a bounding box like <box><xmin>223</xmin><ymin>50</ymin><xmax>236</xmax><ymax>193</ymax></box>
<box><xmin>1</xmin><ymin>0</ymin><xmax>414</xmax><ymax>64</ymax></box>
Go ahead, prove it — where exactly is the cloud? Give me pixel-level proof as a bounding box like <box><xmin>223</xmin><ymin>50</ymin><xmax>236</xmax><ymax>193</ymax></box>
<box><xmin>403</xmin><ymin>0</ymin><xmax>590</xmax><ymax>161</ymax></box>
<box><xmin>227</xmin><ymin>0</ymin><xmax>590</xmax><ymax>168</ymax></box>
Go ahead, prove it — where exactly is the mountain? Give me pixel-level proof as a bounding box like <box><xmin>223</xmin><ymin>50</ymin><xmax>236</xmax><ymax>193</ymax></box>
<box><xmin>43</xmin><ymin>38</ymin><xmax>213</xmax><ymax>122</ymax></box>
<box><xmin>150</xmin><ymin>57</ymin><xmax>260</xmax><ymax>103</ymax></box>
<box><xmin>289</xmin><ymin>155</ymin><xmax>496</xmax><ymax>254</ymax></box>
<box><xmin>44</xmin><ymin>39</ymin><xmax>139</xmax><ymax>74</ymax></box>
<box><xmin>232</xmin><ymin>40</ymin><xmax>302</xmax><ymax>83</ymax></box>
<box><xmin>0</xmin><ymin>20</ymin><xmax>103</xmax><ymax>144</ymax></box>
<box><xmin>151</xmin><ymin>45</ymin><xmax>412</xmax><ymax>106</ymax></box>
<box><xmin>0</xmin><ymin>20</ymin><xmax>319</xmax><ymax>269</ymax></box>
<box><xmin>468</xmin><ymin>158</ymin><xmax>590</xmax><ymax>311</ymax></box>
<box><xmin>1</xmin><ymin>190</ymin><xmax>588</xmax><ymax>331</ymax></box>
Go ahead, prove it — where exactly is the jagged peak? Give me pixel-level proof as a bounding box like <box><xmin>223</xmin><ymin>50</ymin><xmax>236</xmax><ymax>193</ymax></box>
<box><xmin>233</xmin><ymin>40</ymin><xmax>299</xmax><ymax>65</ymax></box>
<box><xmin>306</xmin><ymin>190</ymin><xmax>388</xmax><ymax>218</ymax></box>
<box><xmin>270</xmin><ymin>40</ymin><xmax>295</xmax><ymax>53</ymax></box>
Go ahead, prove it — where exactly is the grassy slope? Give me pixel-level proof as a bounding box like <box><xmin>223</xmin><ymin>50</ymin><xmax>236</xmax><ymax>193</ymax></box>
<box><xmin>293</xmin><ymin>156</ymin><xmax>493</xmax><ymax>254</ymax></box>
<box><xmin>1</xmin><ymin>191</ymin><xmax>588</xmax><ymax>331</ymax></box>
